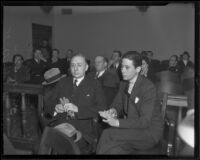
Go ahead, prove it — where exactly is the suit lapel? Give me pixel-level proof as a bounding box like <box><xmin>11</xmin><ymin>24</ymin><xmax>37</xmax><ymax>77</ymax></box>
<box><xmin>129</xmin><ymin>75</ymin><xmax>143</xmax><ymax>101</ymax></box>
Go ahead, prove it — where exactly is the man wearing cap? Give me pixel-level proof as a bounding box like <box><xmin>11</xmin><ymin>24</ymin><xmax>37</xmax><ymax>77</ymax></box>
<box><xmin>45</xmin><ymin>54</ymin><xmax>107</xmax><ymax>154</ymax></box>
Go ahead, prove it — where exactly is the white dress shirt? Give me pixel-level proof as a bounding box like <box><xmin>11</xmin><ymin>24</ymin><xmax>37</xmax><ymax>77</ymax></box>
<box><xmin>73</xmin><ymin>76</ymin><xmax>85</xmax><ymax>86</ymax></box>
<box><xmin>128</xmin><ymin>75</ymin><xmax>138</xmax><ymax>94</ymax></box>
<box><xmin>96</xmin><ymin>69</ymin><xmax>106</xmax><ymax>78</ymax></box>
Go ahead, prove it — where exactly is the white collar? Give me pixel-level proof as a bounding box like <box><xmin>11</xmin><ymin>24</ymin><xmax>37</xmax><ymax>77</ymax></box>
<box><xmin>129</xmin><ymin>74</ymin><xmax>138</xmax><ymax>85</ymax></box>
<box><xmin>97</xmin><ymin>69</ymin><xmax>106</xmax><ymax>78</ymax></box>
<box><xmin>34</xmin><ymin>58</ymin><xmax>40</xmax><ymax>63</ymax></box>
<box><xmin>128</xmin><ymin>74</ymin><xmax>138</xmax><ymax>94</ymax></box>
<box><xmin>73</xmin><ymin>76</ymin><xmax>85</xmax><ymax>86</ymax></box>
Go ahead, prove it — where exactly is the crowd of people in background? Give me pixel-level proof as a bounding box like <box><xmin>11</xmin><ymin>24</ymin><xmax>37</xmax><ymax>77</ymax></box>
<box><xmin>3</xmin><ymin>47</ymin><xmax>195</xmax><ymax>155</ymax></box>
<box><xmin>3</xmin><ymin>48</ymin><xmax>194</xmax><ymax>85</ymax></box>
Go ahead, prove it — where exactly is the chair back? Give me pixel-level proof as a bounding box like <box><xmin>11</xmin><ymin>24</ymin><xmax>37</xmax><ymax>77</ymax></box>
<box><xmin>38</xmin><ymin>127</ymin><xmax>81</xmax><ymax>154</ymax></box>
<box><xmin>156</xmin><ymin>71</ymin><xmax>180</xmax><ymax>83</ymax></box>
<box><xmin>156</xmin><ymin>81</ymin><xmax>183</xmax><ymax>95</ymax></box>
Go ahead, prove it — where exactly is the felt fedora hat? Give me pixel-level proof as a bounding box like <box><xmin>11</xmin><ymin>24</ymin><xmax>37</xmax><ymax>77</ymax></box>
<box><xmin>42</xmin><ymin>68</ymin><xmax>66</xmax><ymax>85</ymax></box>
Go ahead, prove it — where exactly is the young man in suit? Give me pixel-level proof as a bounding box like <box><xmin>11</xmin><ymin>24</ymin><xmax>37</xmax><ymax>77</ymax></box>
<box><xmin>96</xmin><ymin>51</ymin><xmax>163</xmax><ymax>154</ymax></box>
<box><xmin>44</xmin><ymin>54</ymin><xmax>107</xmax><ymax>154</ymax></box>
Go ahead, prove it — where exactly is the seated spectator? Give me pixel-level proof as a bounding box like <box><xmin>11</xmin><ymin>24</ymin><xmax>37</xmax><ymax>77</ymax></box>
<box><xmin>146</xmin><ymin>51</ymin><xmax>161</xmax><ymax>72</ymax></box>
<box><xmin>96</xmin><ymin>51</ymin><xmax>163</xmax><ymax>154</ymax></box>
<box><xmin>89</xmin><ymin>55</ymin><xmax>120</xmax><ymax>106</ymax></box>
<box><xmin>4</xmin><ymin>54</ymin><xmax>30</xmax><ymax>83</ymax></box>
<box><xmin>46</xmin><ymin>49</ymin><xmax>65</xmax><ymax>74</ymax></box>
<box><xmin>140</xmin><ymin>56</ymin><xmax>157</xmax><ymax>83</ymax></box>
<box><xmin>178</xmin><ymin>51</ymin><xmax>194</xmax><ymax>73</ymax></box>
<box><xmin>108</xmin><ymin>50</ymin><xmax>123</xmax><ymax>80</ymax></box>
<box><xmin>40</xmin><ymin>39</ymin><xmax>52</xmax><ymax>62</ymax></box>
<box><xmin>25</xmin><ymin>48</ymin><xmax>48</xmax><ymax>84</ymax></box>
<box><xmin>161</xmin><ymin>55</ymin><xmax>181</xmax><ymax>73</ymax></box>
<box><xmin>60</xmin><ymin>49</ymin><xmax>74</xmax><ymax>75</ymax></box>
<box><xmin>141</xmin><ymin>50</ymin><xmax>148</xmax><ymax>57</ymax></box>
<box><xmin>44</xmin><ymin>54</ymin><xmax>107</xmax><ymax>154</ymax></box>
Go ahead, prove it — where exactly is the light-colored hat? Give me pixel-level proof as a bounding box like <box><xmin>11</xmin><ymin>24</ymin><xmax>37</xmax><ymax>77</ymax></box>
<box><xmin>42</xmin><ymin>68</ymin><xmax>66</xmax><ymax>85</ymax></box>
<box><xmin>54</xmin><ymin>123</ymin><xmax>82</xmax><ymax>142</ymax></box>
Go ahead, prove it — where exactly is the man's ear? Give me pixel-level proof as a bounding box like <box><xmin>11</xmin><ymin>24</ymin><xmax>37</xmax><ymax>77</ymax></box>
<box><xmin>85</xmin><ymin>64</ymin><xmax>89</xmax><ymax>71</ymax></box>
<box><xmin>136</xmin><ymin>66</ymin><xmax>141</xmax><ymax>73</ymax></box>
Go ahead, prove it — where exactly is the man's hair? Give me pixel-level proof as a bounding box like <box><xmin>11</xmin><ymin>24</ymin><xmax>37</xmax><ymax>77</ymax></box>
<box><xmin>96</xmin><ymin>55</ymin><xmax>108</xmax><ymax>64</ymax></box>
<box><xmin>147</xmin><ymin>51</ymin><xmax>154</xmax><ymax>56</ymax></box>
<box><xmin>170</xmin><ymin>55</ymin><xmax>178</xmax><ymax>61</ymax></box>
<box><xmin>33</xmin><ymin>48</ymin><xmax>41</xmax><ymax>53</ymax></box>
<box><xmin>12</xmin><ymin>54</ymin><xmax>24</xmax><ymax>63</ymax></box>
<box><xmin>113</xmin><ymin>50</ymin><xmax>122</xmax><ymax>57</ymax></box>
<box><xmin>52</xmin><ymin>48</ymin><xmax>60</xmax><ymax>54</ymax></box>
<box><xmin>182</xmin><ymin>51</ymin><xmax>190</xmax><ymax>58</ymax></box>
<box><xmin>141</xmin><ymin>55</ymin><xmax>150</xmax><ymax>65</ymax></box>
<box><xmin>122</xmin><ymin>51</ymin><xmax>142</xmax><ymax>68</ymax></box>
<box><xmin>71</xmin><ymin>53</ymin><xmax>87</xmax><ymax>64</ymax></box>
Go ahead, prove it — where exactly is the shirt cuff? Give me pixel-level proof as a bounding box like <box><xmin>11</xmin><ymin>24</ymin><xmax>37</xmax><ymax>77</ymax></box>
<box><xmin>53</xmin><ymin>111</ymin><xmax>57</xmax><ymax>116</ymax></box>
<box><xmin>116</xmin><ymin>119</ymin><xmax>120</xmax><ymax>127</ymax></box>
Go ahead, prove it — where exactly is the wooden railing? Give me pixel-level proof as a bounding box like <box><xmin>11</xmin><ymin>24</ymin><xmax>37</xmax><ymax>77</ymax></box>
<box><xmin>3</xmin><ymin>82</ymin><xmax>44</xmax><ymax>138</ymax></box>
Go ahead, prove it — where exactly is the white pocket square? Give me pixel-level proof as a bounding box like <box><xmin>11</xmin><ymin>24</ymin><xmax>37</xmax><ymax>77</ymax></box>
<box><xmin>135</xmin><ymin>97</ymin><xmax>140</xmax><ymax>104</ymax></box>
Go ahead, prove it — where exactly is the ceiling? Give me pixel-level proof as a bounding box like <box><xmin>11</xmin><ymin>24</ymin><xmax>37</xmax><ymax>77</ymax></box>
<box><xmin>4</xmin><ymin>6</ymin><xmax>137</xmax><ymax>16</ymax></box>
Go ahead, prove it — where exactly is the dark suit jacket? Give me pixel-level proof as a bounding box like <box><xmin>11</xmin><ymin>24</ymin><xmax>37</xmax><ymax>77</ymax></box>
<box><xmin>88</xmin><ymin>69</ymin><xmax>120</xmax><ymax>106</ymax></box>
<box><xmin>4</xmin><ymin>64</ymin><xmax>30</xmax><ymax>83</ymax></box>
<box><xmin>44</xmin><ymin>76</ymin><xmax>107</xmax><ymax>143</ymax></box>
<box><xmin>25</xmin><ymin>59</ymin><xmax>48</xmax><ymax>84</ymax></box>
<box><xmin>178</xmin><ymin>60</ymin><xmax>194</xmax><ymax>73</ymax></box>
<box><xmin>110</xmin><ymin>63</ymin><xmax>123</xmax><ymax>81</ymax></box>
<box><xmin>149</xmin><ymin>59</ymin><xmax>161</xmax><ymax>73</ymax></box>
<box><xmin>110</xmin><ymin>75</ymin><xmax>163</xmax><ymax>143</ymax></box>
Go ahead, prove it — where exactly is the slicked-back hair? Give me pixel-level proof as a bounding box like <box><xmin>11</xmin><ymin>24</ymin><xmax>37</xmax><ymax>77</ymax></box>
<box><xmin>170</xmin><ymin>55</ymin><xmax>178</xmax><ymax>61</ymax></box>
<box><xmin>12</xmin><ymin>54</ymin><xmax>24</xmax><ymax>63</ymax></box>
<box><xmin>113</xmin><ymin>50</ymin><xmax>122</xmax><ymax>57</ymax></box>
<box><xmin>52</xmin><ymin>48</ymin><xmax>60</xmax><ymax>54</ymax></box>
<box><xmin>122</xmin><ymin>51</ymin><xmax>142</xmax><ymax>68</ymax></box>
<box><xmin>71</xmin><ymin>53</ymin><xmax>87</xmax><ymax>64</ymax></box>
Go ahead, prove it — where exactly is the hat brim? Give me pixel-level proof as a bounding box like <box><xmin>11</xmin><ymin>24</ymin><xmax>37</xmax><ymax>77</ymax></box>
<box><xmin>42</xmin><ymin>74</ymin><xmax>66</xmax><ymax>85</ymax></box>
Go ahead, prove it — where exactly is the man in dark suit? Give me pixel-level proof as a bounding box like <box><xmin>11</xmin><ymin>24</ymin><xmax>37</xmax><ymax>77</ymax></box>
<box><xmin>44</xmin><ymin>54</ymin><xmax>107</xmax><ymax>154</ymax></box>
<box><xmin>25</xmin><ymin>48</ymin><xmax>48</xmax><ymax>84</ymax></box>
<box><xmin>108</xmin><ymin>50</ymin><xmax>123</xmax><ymax>80</ymax></box>
<box><xmin>146</xmin><ymin>51</ymin><xmax>161</xmax><ymax>73</ymax></box>
<box><xmin>96</xmin><ymin>51</ymin><xmax>163</xmax><ymax>154</ymax></box>
<box><xmin>89</xmin><ymin>56</ymin><xmax>120</xmax><ymax>106</ymax></box>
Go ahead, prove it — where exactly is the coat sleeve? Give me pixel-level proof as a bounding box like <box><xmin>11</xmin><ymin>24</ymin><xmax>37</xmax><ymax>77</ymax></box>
<box><xmin>119</xmin><ymin>83</ymin><xmax>157</xmax><ymax>129</ymax></box>
<box><xmin>109</xmin><ymin>82</ymin><xmax>124</xmax><ymax>116</ymax></box>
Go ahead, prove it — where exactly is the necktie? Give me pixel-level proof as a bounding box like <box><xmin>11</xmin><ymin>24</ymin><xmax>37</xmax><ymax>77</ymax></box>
<box><xmin>95</xmin><ymin>72</ymin><xmax>99</xmax><ymax>79</ymax></box>
<box><xmin>73</xmin><ymin>79</ymin><xmax>78</xmax><ymax>87</ymax></box>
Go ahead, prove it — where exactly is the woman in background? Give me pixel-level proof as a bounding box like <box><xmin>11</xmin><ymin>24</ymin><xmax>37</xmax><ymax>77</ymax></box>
<box><xmin>140</xmin><ymin>56</ymin><xmax>156</xmax><ymax>83</ymax></box>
